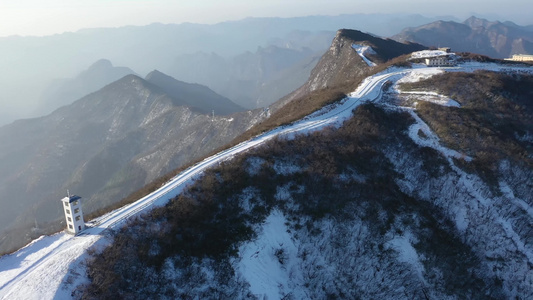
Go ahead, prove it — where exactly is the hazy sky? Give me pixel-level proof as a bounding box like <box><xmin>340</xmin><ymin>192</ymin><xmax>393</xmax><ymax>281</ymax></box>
<box><xmin>1</xmin><ymin>0</ymin><xmax>531</xmax><ymax>37</ymax></box>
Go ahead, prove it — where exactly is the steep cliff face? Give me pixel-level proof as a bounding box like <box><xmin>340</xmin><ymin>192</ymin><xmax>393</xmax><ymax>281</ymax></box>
<box><xmin>272</xmin><ymin>29</ymin><xmax>426</xmax><ymax>112</ymax></box>
<box><xmin>0</xmin><ymin>73</ymin><xmax>263</xmax><ymax>254</ymax></box>
<box><xmin>271</xmin><ymin>30</ymin><xmax>370</xmax><ymax>111</ymax></box>
<box><xmin>305</xmin><ymin>30</ymin><xmax>371</xmax><ymax>92</ymax></box>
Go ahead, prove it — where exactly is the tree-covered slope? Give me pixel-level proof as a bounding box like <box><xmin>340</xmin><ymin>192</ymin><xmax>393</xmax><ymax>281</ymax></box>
<box><xmin>77</xmin><ymin>36</ymin><xmax>533</xmax><ymax>300</ymax></box>
<box><xmin>80</xmin><ymin>70</ymin><xmax>533</xmax><ymax>297</ymax></box>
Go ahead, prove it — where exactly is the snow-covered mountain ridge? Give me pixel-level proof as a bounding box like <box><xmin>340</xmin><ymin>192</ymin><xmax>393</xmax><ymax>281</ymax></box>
<box><xmin>1</xmin><ymin>50</ymin><xmax>532</xmax><ymax>298</ymax></box>
<box><xmin>79</xmin><ymin>61</ymin><xmax>533</xmax><ymax>299</ymax></box>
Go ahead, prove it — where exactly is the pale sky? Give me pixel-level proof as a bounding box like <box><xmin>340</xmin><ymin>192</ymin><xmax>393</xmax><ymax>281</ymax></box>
<box><xmin>0</xmin><ymin>0</ymin><xmax>531</xmax><ymax>37</ymax></box>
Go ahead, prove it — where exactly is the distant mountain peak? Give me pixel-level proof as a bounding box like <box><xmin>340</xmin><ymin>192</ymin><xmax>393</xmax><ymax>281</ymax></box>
<box><xmin>144</xmin><ymin>70</ymin><xmax>244</xmax><ymax>115</ymax></box>
<box><xmin>463</xmin><ymin>16</ymin><xmax>498</xmax><ymax>28</ymax></box>
<box><xmin>119</xmin><ymin>74</ymin><xmax>146</xmax><ymax>85</ymax></box>
<box><xmin>393</xmin><ymin>17</ymin><xmax>533</xmax><ymax>58</ymax></box>
<box><xmin>87</xmin><ymin>58</ymin><xmax>114</xmax><ymax>71</ymax></box>
<box><xmin>34</xmin><ymin>59</ymin><xmax>137</xmax><ymax>117</ymax></box>
<box><xmin>336</xmin><ymin>29</ymin><xmax>426</xmax><ymax>62</ymax></box>
<box><xmin>337</xmin><ymin>29</ymin><xmax>376</xmax><ymax>40</ymax></box>
<box><xmin>144</xmin><ymin>69</ymin><xmax>168</xmax><ymax>81</ymax></box>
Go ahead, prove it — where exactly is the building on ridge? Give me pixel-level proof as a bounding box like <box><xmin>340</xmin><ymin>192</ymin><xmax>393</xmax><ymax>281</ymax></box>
<box><xmin>61</xmin><ymin>192</ymin><xmax>85</xmax><ymax>234</ymax></box>
<box><xmin>505</xmin><ymin>54</ymin><xmax>533</xmax><ymax>62</ymax></box>
<box><xmin>425</xmin><ymin>56</ymin><xmax>456</xmax><ymax>67</ymax></box>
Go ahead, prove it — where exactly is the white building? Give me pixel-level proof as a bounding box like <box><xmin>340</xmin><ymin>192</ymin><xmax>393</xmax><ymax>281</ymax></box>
<box><xmin>61</xmin><ymin>194</ymin><xmax>85</xmax><ymax>234</ymax></box>
<box><xmin>505</xmin><ymin>54</ymin><xmax>533</xmax><ymax>62</ymax></box>
<box><xmin>425</xmin><ymin>56</ymin><xmax>455</xmax><ymax>67</ymax></box>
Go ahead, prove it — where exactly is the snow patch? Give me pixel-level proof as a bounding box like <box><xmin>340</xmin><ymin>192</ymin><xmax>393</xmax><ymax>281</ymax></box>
<box><xmin>0</xmin><ymin>233</ymin><xmax>100</xmax><ymax>300</ymax></box>
<box><xmin>499</xmin><ymin>181</ymin><xmax>533</xmax><ymax>219</ymax></box>
<box><xmin>352</xmin><ymin>44</ymin><xmax>377</xmax><ymax>67</ymax></box>
<box><xmin>272</xmin><ymin>160</ymin><xmax>301</xmax><ymax>175</ymax></box>
<box><xmin>236</xmin><ymin>210</ymin><xmax>306</xmax><ymax>299</ymax></box>
<box><xmin>385</xmin><ymin>231</ymin><xmax>426</xmax><ymax>282</ymax></box>
<box><xmin>454</xmin><ymin>207</ymin><xmax>470</xmax><ymax>232</ymax></box>
<box><xmin>246</xmin><ymin>156</ymin><xmax>265</xmax><ymax>176</ymax></box>
<box><xmin>396</xmin><ymin>68</ymin><xmax>443</xmax><ymax>83</ymax></box>
<box><xmin>338</xmin><ymin>167</ymin><xmax>366</xmax><ymax>183</ymax></box>
<box><xmin>406</xmin><ymin>110</ymin><xmax>471</xmax><ymax>161</ymax></box>
<box><xmin>275</xmin><ymin>185</ymin><xmax>292</xmax><ymax>202</ymax></box>
<box><xmin>402</xmin><ymin>91</ymin><xmax>461</xmax><ymax>107</ymax></box>
<box><xmin>238</xmin><ymin>187</ymin><xmax>260</xmax><ymax>214</ymax></box>
<box><xmin>410</xmin><ymin>50</ymin><xmax>452</xmax><ymax>59</ymax></box>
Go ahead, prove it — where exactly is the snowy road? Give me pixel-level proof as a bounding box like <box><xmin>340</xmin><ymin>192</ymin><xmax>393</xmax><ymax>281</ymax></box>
<box><xmin>0</xmin><ymin>62</ymin><xmax>530</xmax><ymax>299</ymax></box>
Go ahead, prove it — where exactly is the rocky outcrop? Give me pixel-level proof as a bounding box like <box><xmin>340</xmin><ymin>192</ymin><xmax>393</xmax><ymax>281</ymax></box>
<box><xmin>272</xmin><ymin>29</ymin><xmax>425</xmax><ymax>112</ymax></box>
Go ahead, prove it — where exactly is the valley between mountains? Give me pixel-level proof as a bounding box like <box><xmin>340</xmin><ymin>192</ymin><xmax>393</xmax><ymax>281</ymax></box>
<box><xmin>1</xmin><ymin>53</ymin><xmax>532</xmax><ymax>299</ymax></box>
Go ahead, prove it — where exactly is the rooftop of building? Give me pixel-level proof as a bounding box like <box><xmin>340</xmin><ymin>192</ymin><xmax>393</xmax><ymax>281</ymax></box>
<box><xmin>61</xmin><ymin>195</ymin><xmax>81</xmax><ymax>203</ymax></box>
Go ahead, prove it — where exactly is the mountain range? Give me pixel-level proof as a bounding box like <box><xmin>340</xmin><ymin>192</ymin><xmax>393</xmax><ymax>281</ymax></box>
<box><xmin>0</xmin><ymin>71</ymin><xmax>260</xmax><ymax>254</ymax></box>
<box><xmin>35</xmin><ymin>59</ymin><xmax>137</xmax><ymax>116</ymax></box>
<box><xmin>393</xmin><ymin>16</ymin><xmax>533</xmax><ymax>58</ymax></box>
<box><xmin>0</xmin><ymin>21</ymin><xmax>532</xmax><ymax>298</ymax></box>
<box><xmin>0</xmin><ymin>13</ymin><xmax>532</xmax><ymax>299</ymax></box>
<box><xmin>169</xmin><ymin>45</ymin><xmax>325</xmax><ymax>109</ymax></box>
<box><xmin>0</xmin><ymin>28</ymin><xmax>424</xmax><ymax>255</ymax></box>
<box><xmin>0</xmin><ymin>13</ymin><xmax>456</xmax><ymax>126</ymax></box>
<box><xmin>145</xmin><ymin>70</ymin><xmax>244</xmax><ymax>115</ymax></box>
<box><xmin>76</xmin><ymin>29</ymin><xmax>533</xmax><ymax>299</ymax></box>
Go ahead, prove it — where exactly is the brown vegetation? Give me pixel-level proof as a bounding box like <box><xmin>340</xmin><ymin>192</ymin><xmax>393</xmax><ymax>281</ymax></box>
<box><xmin>400</xmin><ymin>70</ymin><xmax>533</xmax><ymax>186</ymax></box>
<box><xmin>80</xmin><ymin>103</ymin><xmax>490</xmax><ymax>298</ymax></box>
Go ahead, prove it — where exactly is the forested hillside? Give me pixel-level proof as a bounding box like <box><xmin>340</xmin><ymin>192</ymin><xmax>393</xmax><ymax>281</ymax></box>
<box><xmin>79</xmin><ymin>69</ymin><xmax>533</xmax><ymax>298</ymax></box>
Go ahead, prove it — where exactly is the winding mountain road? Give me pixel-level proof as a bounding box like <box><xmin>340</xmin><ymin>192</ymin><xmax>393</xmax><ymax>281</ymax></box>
<box><xmin>0</xmin><ymin>62</ymin><xmax>528</xmax><ymax>299</ymax></box>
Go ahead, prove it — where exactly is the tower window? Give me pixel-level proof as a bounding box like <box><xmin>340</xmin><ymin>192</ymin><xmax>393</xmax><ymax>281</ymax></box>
<box><xmin>72</xmin><ymin>200</ymin><xmax>79</xmax><ymax>206</ymax></box>
<box><xmin>67</xmin><ymin>217</ymin><xmax>72</xmax><ymax>222</ymax></box>
<box><xmin>64</xmin><ymin>202</ymin><xmax>68</xmax><ymax>207</ymax></box>
<box><xmin>65</xmin><ymin>209</ymin><xmax>70</xmax><ymax>214</ymax></box>
<box><xmin>75</xmin><ymin>216</ymin><xmax>81</xmax><ymax>221</ymax></box>
<box><xmin>68</xmin><ymin>224</ymin><xmax>73</xmax><ymax>229</ymax></box>
<box><xmin>74</xmin><ymin>208</ymin><xmax>80</xmax><ymax>214</ymax></box>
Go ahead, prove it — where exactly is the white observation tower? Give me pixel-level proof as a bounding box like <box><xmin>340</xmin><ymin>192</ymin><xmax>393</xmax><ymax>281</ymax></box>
<box><xmin>61</xmin><ymin>191</ymin><xmax>85</xmax><ymax>234</ymax></box>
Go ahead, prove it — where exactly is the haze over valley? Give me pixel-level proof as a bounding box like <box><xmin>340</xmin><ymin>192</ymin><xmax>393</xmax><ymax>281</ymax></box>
<box><xmin>0</xmin><ymin>1</ymin><xmax>532</xmax><ymax>299</ymax></box>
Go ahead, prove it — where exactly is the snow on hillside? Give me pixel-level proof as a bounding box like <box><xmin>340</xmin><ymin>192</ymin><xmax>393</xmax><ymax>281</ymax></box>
<box><xmin>389</xmin><ymin>106</ymin><xmax>533</xmax><ymax>296</ymax></box>
<box><xmin>404</xmin><ymin>110</ymin><xmax>471</xmax><ymax>162</ymax></box>
<box><xmin>352</xmin><ymin>44</ymin><xmax>377</xmax><ymax>67</ymax></box>
<box><xmin>385</xmin><ymin>67</ymin><xmax>533</xmax><ymax>297</ymax></box>
<box><xmin>1</xmin><ymin>59</ymin><xmax>532</xmax><ymax>299</ymax></box>
<box><xmin>394</xmin><ymin>68</ymin><xmax>461</xmax><ymax>107</ymax></box>
<box><xmin>410</xmin><ymin>49</ymin><xmax>453</xmax><ymax>59</ymax></box>
<box><xmin>237</xmin><ymin>210</ymin><xmax>307</xmax><ymax>299</ymax></box>
<box><xmin>401</xmin><ymin>91</ymin><xmax>461</xmax><ymax>107</ymax></box>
